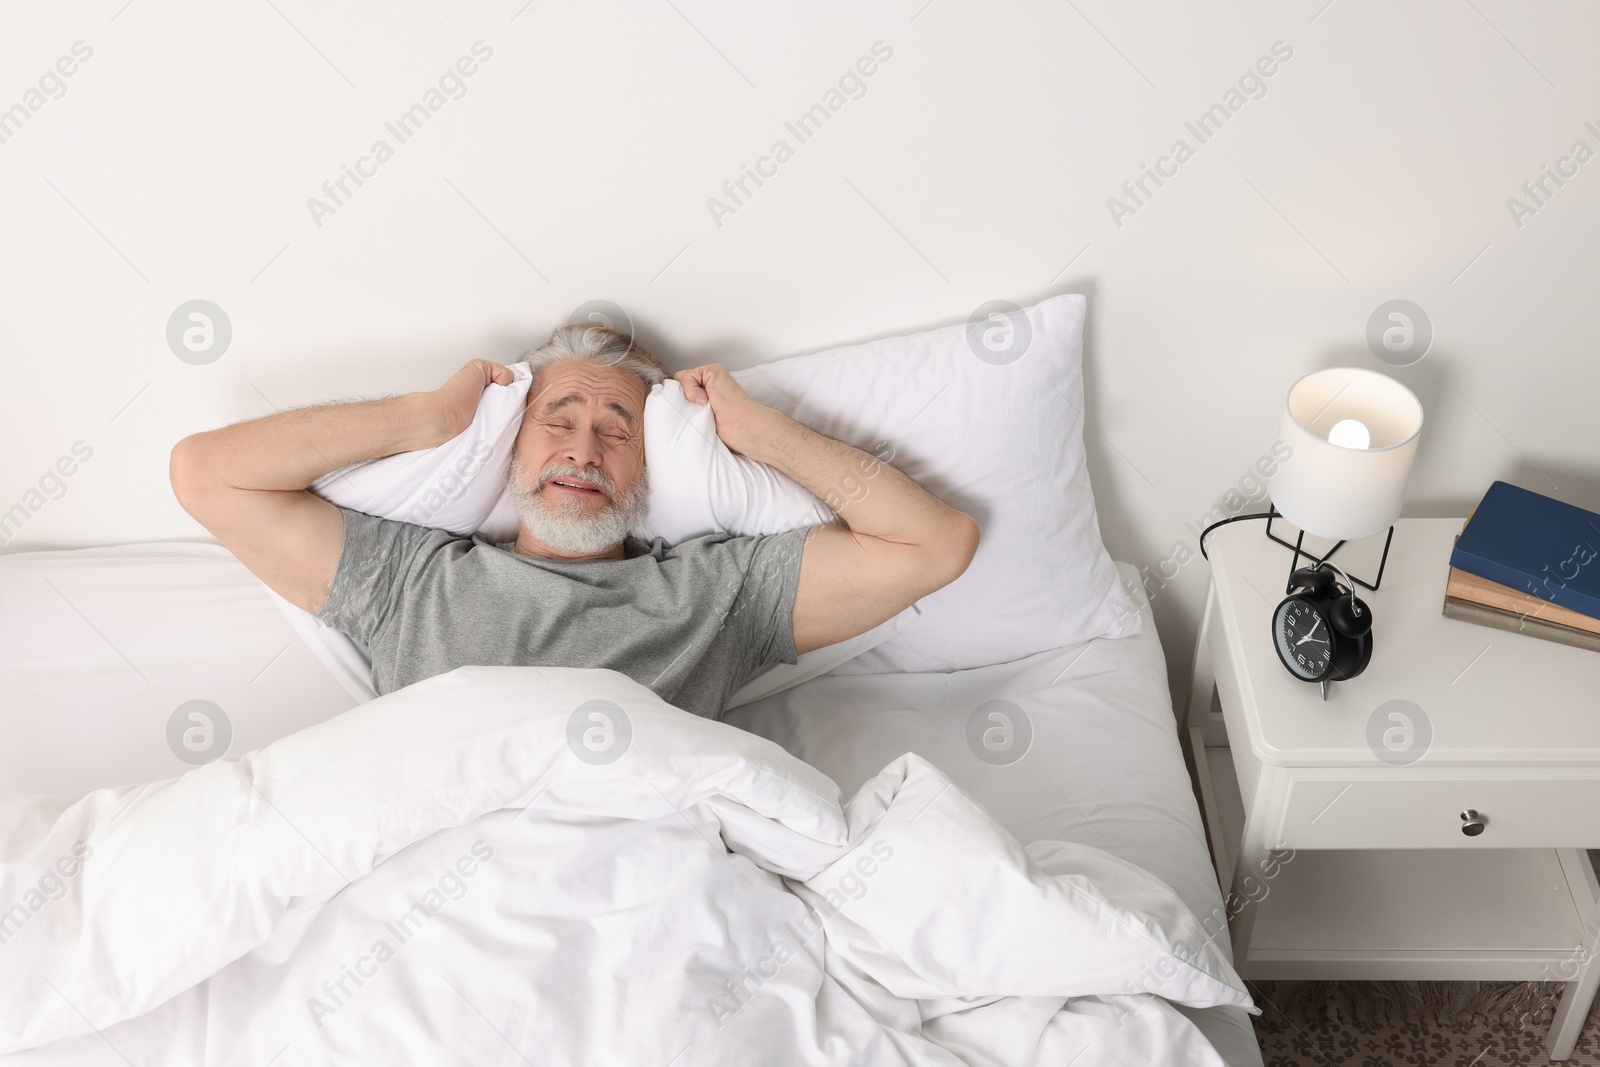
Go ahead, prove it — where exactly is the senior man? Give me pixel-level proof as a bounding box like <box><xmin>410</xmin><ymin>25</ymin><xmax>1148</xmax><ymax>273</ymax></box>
<box><xmin>169</xmin><ymin>324</ymin><xmax>979</xmax><ymax>719</ymax></box>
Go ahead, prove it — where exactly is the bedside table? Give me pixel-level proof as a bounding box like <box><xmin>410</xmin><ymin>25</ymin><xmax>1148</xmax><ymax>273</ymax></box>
<box><xmin>1183</xmin><ymin>517</ymin><xmax>1600</xmax><ymax>1060</ymax></box>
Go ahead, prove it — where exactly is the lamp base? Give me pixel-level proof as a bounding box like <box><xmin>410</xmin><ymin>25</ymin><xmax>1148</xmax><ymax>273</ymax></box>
<box><xmin>1266</xmin><ymin>506</ymin><xmax>1394</xmax><ymax>594</ymax></box>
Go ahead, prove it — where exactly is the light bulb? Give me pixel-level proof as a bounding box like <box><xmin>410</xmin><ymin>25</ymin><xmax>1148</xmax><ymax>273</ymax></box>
<box><xmin>1328</xmin><ymin>418</ymin><xmax>1370</xmax><ymax>449</ymax></box>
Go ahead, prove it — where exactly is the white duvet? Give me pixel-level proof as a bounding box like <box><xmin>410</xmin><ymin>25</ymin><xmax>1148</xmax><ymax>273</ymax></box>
<box><xmin>0</xmin><ymin>666</ymin><xmax>1253</xmax><ymax>1066</ymax></box>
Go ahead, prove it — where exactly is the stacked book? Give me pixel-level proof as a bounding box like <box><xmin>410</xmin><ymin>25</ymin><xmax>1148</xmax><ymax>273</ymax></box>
<box><xmin>1445</xmin><ymin>480</ymin><xmax>1600</xmax><ymax>653</ymax></box>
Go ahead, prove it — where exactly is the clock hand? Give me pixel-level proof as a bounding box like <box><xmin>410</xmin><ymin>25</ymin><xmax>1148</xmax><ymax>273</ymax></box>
<box><xmin>1295</xmin><ymin>616</ymin><xmax>1325</xmax><ymax>645</ymax></box>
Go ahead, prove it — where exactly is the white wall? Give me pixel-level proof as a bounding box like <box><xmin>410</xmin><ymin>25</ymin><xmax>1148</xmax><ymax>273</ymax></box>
<box><xmin>4</xmin><ymin>0</ymin><xmax>1597</xmax><ymax>702</ymax></box>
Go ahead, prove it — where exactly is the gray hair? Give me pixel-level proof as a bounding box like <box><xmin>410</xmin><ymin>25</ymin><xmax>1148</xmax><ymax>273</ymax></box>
<box><xmin>518</xmin><ymin>323</ymin><xmax>667</xmax><ymax>395</ymax></box>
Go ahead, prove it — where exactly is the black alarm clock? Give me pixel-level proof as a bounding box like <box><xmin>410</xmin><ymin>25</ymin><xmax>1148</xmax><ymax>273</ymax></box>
<box><xmin>1271</xmin><ymin>561</ymin><xmax>1373</xmax><ymax>700</ymax></box>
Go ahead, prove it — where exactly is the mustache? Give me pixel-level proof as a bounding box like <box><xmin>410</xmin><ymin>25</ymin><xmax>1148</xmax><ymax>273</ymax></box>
<box><xmin>506</xmin><ymin>453</ymin><xmax>642</xmax><ymax>509</ymax></box>
<box><xmin>537</xmin><ymin>463</ymin><xmax>615</xmax><ymax>498</ymax></box>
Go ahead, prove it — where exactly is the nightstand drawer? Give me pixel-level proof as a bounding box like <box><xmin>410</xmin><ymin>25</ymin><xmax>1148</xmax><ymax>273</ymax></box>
<box><xmin>1278</xmin><ymin>777</ymin><xmax>1600</xmax><ymax>849</ymax></box>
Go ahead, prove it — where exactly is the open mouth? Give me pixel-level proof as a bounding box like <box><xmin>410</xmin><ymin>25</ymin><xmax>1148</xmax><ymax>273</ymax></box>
<box><xmin>547</xmin><ymin>478</ymin><xmax>606</xmax><ymax>497</ymax></box>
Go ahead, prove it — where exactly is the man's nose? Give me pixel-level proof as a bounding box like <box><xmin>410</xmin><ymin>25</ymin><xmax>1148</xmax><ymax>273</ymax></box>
<box><xmin>559</xmin><ymin>430</ymin><xmax>606</xmax><ymax>473</ymax></box>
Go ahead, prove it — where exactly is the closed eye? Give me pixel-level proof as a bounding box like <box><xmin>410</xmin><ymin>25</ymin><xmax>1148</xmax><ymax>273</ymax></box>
<box><xmin>547</xmin><ymin>421</ymin><xmax>629</xmax><ymax>443</ymax></box>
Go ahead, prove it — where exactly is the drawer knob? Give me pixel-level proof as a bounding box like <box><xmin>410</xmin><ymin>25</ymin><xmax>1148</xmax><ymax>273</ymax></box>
<box><xmin>1460</xmin><ymin>809</ymin><xmax>1488</xmax><ymax>837</ymax></box>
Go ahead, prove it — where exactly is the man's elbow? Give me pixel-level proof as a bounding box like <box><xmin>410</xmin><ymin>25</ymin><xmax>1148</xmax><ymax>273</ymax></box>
<box><xmin>169</xmin><ymin>433</ymin><xmax>220</xmax><ymax>515</ymax></box>
<box><xmin>930</xmin><ymin>513</ymin><xmax>980</xmax><ymax>587</ymax></box>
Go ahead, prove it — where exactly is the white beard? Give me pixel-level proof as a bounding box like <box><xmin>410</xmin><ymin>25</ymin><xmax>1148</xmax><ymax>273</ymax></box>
<box><xmin>506</xmin><ymin>453</ymin><xmax>651</xmax><ymax>556</ymax></box>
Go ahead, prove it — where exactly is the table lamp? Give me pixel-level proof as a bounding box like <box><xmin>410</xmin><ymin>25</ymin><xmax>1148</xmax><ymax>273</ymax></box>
<box><xmin>1265</xmin><ymin>366</ymin><xmax>1424</xmax><ymax>590</ymax></box>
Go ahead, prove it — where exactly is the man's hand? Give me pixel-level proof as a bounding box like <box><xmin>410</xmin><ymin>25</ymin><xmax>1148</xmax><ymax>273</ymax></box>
<box><xmin>426</xmin><ymin>359</ymin><xmax>517</xmax><ymax>447</ymax></box>
<box><xmin>673</xmin><ymin>364</ymin><xmax>774</xmax><ymax>457</ymax></box>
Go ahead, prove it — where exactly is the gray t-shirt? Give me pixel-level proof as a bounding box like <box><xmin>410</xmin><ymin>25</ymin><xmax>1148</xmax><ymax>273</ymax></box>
<box><xmin>315</xmin><ymin>506</ymin><xmax>810</xmax><ymax>720</ymax></box>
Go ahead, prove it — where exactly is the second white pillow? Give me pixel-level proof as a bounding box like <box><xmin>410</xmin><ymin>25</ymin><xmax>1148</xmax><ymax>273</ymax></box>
<box><xmin>311</xmin><ymin>365</ymin><xmax>838</xmax><ymax>547</ymax></box>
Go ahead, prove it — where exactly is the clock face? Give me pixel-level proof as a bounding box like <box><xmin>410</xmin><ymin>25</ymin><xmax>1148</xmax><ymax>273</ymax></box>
<box><xmin>1273</xmin><ymin>596</ymin><xmax>1334</xmax><ymax>681</ymax></box>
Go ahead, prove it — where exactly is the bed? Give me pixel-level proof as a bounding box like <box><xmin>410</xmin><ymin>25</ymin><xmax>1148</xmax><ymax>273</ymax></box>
<box><xmin>0</xmin><ymin>544</ymin><xmax>1262</xmax><ymax>1067</ymax></box>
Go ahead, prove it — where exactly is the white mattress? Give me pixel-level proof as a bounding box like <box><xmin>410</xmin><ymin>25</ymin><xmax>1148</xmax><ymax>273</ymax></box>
<box><xmin>0</xmin><ymin>546</ymin><xmax>1260</xmax><ymax>1066</ymax></box>
<box><xmin>0</xmin><ymin>543</ymin><xmax>358</xmax><ymax>800</ymax></box>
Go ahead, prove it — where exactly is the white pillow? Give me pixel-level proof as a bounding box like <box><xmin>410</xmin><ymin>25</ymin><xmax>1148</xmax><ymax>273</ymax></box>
<box><xmin>730</xmin><ymin>293</ymin><xmax>1139</xmax><ymax>672</ymax></box>
<box><xmin>633</xmin><ymin>378</ymin><xmax>838</xmax><ymax>545</ymax></box>
<box><xmin>308</xmin><ymin>362</ymin><xmax>534</xmax><ymax>542</ymax></box>
<box><xmin>281</xmin><ymin>362</ymin><xmax>908</xmax><ymax>707</ymax></box>
<box><xmin>306</xmin><ymin>364</ymin><xmax>839</xmax><ymax>546</ymax></box>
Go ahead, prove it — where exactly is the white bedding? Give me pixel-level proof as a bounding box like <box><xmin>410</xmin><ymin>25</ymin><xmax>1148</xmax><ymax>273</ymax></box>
<box><xmin>0</xmin><ymin>548</ymin><xmax>1263</xmax><ymax>1066</ymax></box>
<box><xmin>0</xmin><ymin>665</ymin><xmax>1252</xmax><ymax>1066</ymax></box>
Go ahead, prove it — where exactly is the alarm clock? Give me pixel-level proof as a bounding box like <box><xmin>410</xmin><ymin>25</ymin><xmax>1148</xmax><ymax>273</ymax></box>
<box><xmin>1271</xmin><ymin>561</ymin><xmax>1373</xmax><ymax>700</ymax></box>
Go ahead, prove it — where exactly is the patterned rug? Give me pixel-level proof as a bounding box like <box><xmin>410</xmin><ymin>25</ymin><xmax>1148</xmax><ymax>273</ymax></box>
<box><xmin>1250</xmin><ymin>979</ymin><xmax>1600</xmax><ymax>1066</ymax></box>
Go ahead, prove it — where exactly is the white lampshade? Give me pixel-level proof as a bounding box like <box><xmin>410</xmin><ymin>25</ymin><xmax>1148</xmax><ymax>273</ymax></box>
<box><xmin>1266</xmin><ymin>367</ymin><xmax>1423</xmax><ymax>542</ymax></box>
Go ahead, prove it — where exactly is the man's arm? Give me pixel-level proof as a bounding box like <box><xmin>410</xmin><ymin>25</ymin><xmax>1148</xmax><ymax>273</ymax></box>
<box><xmin>169</xmin><ymin>360</ymin><xmax>513</xmax><ymax>615</ymax></box>
<box><xmin>673</xmin><ymin>365</ymin><xmax>979</xmax><ymax>657</ymax></box>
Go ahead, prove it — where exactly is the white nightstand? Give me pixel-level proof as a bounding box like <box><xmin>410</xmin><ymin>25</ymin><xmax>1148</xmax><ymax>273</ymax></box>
<box><xmin>1183</xmin><ymin>517</ymin><xmax>1600</xmax><ymax>1060</ymax></box>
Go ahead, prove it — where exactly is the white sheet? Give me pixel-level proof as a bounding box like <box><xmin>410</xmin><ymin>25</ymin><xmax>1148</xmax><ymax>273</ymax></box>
<box><xmin>0</xmin><ymin>665</ymin><xmax>1251</xmax><ymax>1066</ymax></box>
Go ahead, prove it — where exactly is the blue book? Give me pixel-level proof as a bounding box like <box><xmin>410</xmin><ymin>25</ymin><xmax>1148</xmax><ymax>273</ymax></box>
<box><xmin>1450</xmin><ymin>481</ymin><xmax>1600</xmax><ymax>622</ymax></box>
